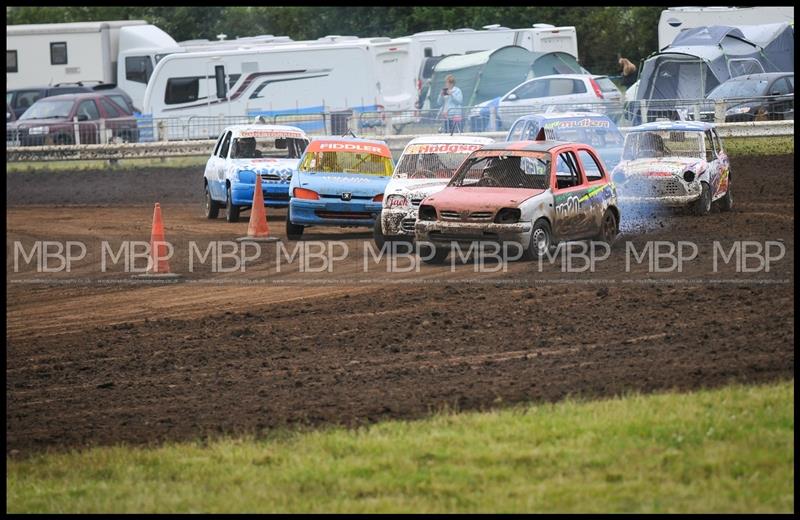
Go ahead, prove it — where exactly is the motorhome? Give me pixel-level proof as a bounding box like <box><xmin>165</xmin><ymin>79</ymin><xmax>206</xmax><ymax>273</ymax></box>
<box><xmin>141</xmin><ymin>38</ymin><xmax>415</xmax><ymax>139</ymax></box>
<box><xmin>658</xmin><ymin>6</ymin><xmax>794</xmax><ymax>49</ymax></box>
<box><xmin>6</xmin><ymin>21</ymin><xmax>182</xmax><ymax>110</ymax></box>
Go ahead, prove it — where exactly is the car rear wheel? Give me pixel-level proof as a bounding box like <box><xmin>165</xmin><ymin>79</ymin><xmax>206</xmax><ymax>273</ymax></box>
<box><xmin>693</xmin><ymin>182</ymin><xmax>712</xmax><ymax>216</ymax></box>
<box><xmin>596</xmin><ymin>209</ymin><xmax>618</xmax><ymax>245</ymax></box>
<box><xmin>718</xmin><ymin>177</ymin><xmax>733</xmax><ymax>212</ymax></box>
<box><xmin>286</xmin><ymin>220</ymin><xmax>305</xmax><ymax>240</ymax></box>
<box><xmin>522</xmin><ymin>219</ymin><xmax>553</xmax><ymax>260</ymax></box>
<box><xmin>204</xmin><ymin>184</ymin><xmax>220</xmax><ymax>219</ymax></box>
<box><xmin>226</xmin><ymin>185</ymin><xmax>240</xmax><ymax>222</ymax></box>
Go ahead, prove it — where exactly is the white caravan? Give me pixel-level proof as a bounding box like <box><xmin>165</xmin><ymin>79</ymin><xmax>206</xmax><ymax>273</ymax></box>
<box><xmin>658</xmin><ymin>7</ymin><xmax>794</xmax><ymax>49</ymax></box>
<box><xmin>6</xmin><ymin>21</ymin><xmax>183</xmax><ymax>110</ymax></box>
<box><xmin>142</xmin><ymin>38</ymin><xmax>415</xmax><ymax>139</ymax></box>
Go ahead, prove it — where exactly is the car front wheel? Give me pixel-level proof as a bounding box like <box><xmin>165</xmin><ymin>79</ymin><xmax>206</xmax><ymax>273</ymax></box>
<box><xmin>718</xmin><ymin>178</ymin><xmax>733</xmax><ymax>212</ymax></box>
<box><xmin>226</xmin><ymin>185</ymin><xmax>240</xmax><ymax>222</ymax></box>
<box><xmin>204</xmin><ymin>183</ymin><xmax>220</xmax><ymax>219</ymax></box>
<box><xmin>522</xmin><ymin>219</ymin><xmax>552</xmax><ymax>260</ymax></box>
<box><xmin>693</xmin><ymin>182</ymin><xmax>712</xmax><ymax>216</ymax></box>
<box><xmin>286</xmin><ymin>220</ymin><xmax>304</xmax><ymax>240</ymax></box>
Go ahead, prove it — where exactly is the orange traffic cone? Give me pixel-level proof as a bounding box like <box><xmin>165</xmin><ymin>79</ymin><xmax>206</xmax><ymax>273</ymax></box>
<box><xmin>237</xmin><ymin>180</ymin><xmax>279</xmax><ymax>242</ymax></box>
<box><xmin>134</xmin><ymin>203</ymin><xmax>180</xmax><ymax>278</ymax></box>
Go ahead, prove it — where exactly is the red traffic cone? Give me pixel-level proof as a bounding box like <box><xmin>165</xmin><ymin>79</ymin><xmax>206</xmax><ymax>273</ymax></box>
<box><xmin>134</xmin><ymin>203</ymin><xmax>180</xmax><ymax>278</ymax></box>
<box><xmin>237</xmin><ymin>179</ymin><xmax>279</xmax><ymax>242</ymax></box>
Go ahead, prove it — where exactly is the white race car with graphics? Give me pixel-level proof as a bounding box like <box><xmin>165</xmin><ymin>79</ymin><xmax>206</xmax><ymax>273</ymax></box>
<box><xmin>375</xmin><ymin>135</ymin><xmax>494</xmax><ymax>246</ymax></box>
<box><xmin>203</xmin><ymin>124</ymin><xmax>310</xmax><ymax>222</ymax></box>
<box><xmin>611</xmin><ymin>122</ymin><xmax>732</xmax><ymax>215</ymax></box>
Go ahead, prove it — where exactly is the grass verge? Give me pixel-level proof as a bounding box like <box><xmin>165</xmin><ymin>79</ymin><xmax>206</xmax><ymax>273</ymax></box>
<box><xmin>5</xmin><ymin>134</ymin><xmax>793</xmax><ymax>173</ymax></box>
<box><xmin>6</xmin><ymin>380</ymin><xmax>794</xmax><ymax>513</ymax></box>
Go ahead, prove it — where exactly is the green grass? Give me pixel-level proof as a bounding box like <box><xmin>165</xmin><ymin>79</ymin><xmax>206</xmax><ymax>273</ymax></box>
<box><xmin>723</xmin><ymin>135</ymin><xmax>794</xmax><ymax>157</ymax></box>
<box><xmin>7</xmin><ymin>380</ymin><xmax>793</xmax><ymax>513</ymax></box>
<box><xmin>5</xmin><ymin>155</ymin><xmax>208</xmax><ymax>173</ymax></box>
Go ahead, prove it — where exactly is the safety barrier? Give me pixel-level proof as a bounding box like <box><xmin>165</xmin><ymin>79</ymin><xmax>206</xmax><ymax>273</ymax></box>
<box><xmin>5</xmin><ymin>120</ymin><xmax>793</xmax><ymax>163</ymax></box>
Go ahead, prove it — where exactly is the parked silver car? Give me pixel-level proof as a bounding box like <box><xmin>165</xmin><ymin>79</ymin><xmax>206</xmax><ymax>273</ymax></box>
<box><xmin>469</xmin><ymin>74</ymin><xmax>623</xmax><ymax>131</ymax></box>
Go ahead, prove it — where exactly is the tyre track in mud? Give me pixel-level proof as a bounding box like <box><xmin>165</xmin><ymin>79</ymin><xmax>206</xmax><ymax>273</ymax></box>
<box><xmin>6</xmin><ymin>154</ymin><xmax>795</xmax><ymax>454</ymax></box>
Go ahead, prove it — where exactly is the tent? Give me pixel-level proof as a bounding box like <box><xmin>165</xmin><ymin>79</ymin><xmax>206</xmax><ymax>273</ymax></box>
<box><xmin>530</xmin><ymin>51</ymin><xmax>585</xmax><ymax>77</ymax></box>
<box><xmin>637</xmin><ymin>23</ymin><xmax>794</xmax><ymax>101</ymax></box>
<box><xmin>427</xmin><ymin>47</ymin><xmax>588</xmax><ymax>110</ymax></box>
<box><xmin>428</xmin><ymin>46</ymin><xmax>533</xmax><ymax>110</ymax></box>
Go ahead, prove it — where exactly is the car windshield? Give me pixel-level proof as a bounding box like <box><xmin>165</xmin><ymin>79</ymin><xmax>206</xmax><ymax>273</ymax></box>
<box><xmin>622</xmin><ymin>131</ymin><xmax>704</xmax><ymax>160</ymax></box>
<box><xmin>394</xmin><ymin>143</ymin><xmax>484</xmax><ymax>180</ymax></box>
<box><xmin>542</xmin><ymin>118</ymin><xmax>624</xmax><ymax>148</ymax></box>
<box><xmin>299</xmin><ymin>150</ymin><xmax>393</xmax><ymax>176</ymax></box>
<box><xmin>230</xmin><ymin>135</ymin><xmax>308</xmax><ymax>159</ymax></box>
<box><xmin>707</xmin><ymin>78</ymin><xmax>769</xmax><ymax>100</ymax></box>
<box><xmin>449</xmin><ymin>152</ymin><xmax>551</xmax><ymax>189</ymax></box>
<box><xmin>19</xmin><ymin>100</ymin><xmax>73</xmax><ymax>120</ymax></box>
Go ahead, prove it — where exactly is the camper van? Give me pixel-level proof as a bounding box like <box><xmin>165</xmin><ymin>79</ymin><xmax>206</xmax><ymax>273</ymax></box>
<box><xmin>6</xmin><ymin>21</ymin><xmax>182</xmax><ymax>110</ymax></box>
<box><xmin>141</xmin><ymin>38</ymin><xmax>415</xmax><ymax>140</ymax></box>
<box><xmin>658</xmin><ymin>7</ymin><xmax>794</xmax><ymax>49</ymax></box>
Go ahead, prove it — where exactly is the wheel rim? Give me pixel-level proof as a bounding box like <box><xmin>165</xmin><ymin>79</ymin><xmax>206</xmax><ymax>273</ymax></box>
<box><xmin>532</xmin><ymin>228</ymin><xmax>549</xmax><ymax>253</ymax></box>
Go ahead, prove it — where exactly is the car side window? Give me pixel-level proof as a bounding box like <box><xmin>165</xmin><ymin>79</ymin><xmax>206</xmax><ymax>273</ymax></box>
<box><xmin>712</xmin><ymin>129</ymin><xmax>723</xmax><ymax>155</ymax></box>
<box><xmin>15</xmin><ymin>90</ymin><xmax>42</xmax><ymax>110</ymax></box>
<box><xmin>514</xmin><ymin>80</ymin><xmax>546</xmax><ymax>100</ymax></box>
<box><xmin>547</xmin><ymin>78</ymin><xmax>575</xmax><ymax>97</ymax></box>
<box><xmin>704</xmin><ymin>131</ymin><xmax>716</xmax><ymax>161</ymax></box>
<box><xmin>77</xmin><ymin>100</ymin><xmax>100</xmax><ymax>120</ymax></box>
<box><xmin>572</xmin><ymin>80</ymin><xmax>587</xmax><ymax>94</ymax></box>
<box><xmin>555</xmin><ymin>151</ymin><xmax>581</xmax><ymax>189</ymax></box>
<box><xmin>212</xmin><ymin>133</ymin><xmax>225</xmax><ymax>156</ymax></box>
<box><xmin>218</xmin><ymin>131</ymin><xmax>232</xmax><ymax>158</ymax></box>
<box><xmin>786</xmin><ymin>76</ymin><xmax>794</xmax><ymax>92</ymax></box>
<box><xmin>770</xmin><ymin>78</ymin><xmax>790</xmax><ymax>96</ymax></box>
<box><xmin>99</xmin><ymin>98</ymin><xmax>122</xmax><ymax>118</ymax></box>
<box><xmin>508</xmin><ymin>121</ymin><xmax>526</xmax><ymax>141</ymax></box>
<box><xmin>577</xmin><ymin>150</ymin><xmax>604</xmax><ymax>181</ymax></box>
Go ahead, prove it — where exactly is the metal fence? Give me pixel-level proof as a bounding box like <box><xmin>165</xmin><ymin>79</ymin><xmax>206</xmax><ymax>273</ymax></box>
<box><xmin>6</xmin><ymin>95</ymin><xmax>794</xmax><ymax>148</ymax></box>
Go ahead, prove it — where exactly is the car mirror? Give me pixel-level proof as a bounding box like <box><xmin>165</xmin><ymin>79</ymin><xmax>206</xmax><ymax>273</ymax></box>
<box><xmin>770</xmin><ymin>91</ymin><xmax>781</xmax><ymax>96</ymax></box>
<box><xmin>77</xmin><ymin>114</ymin><xmax>89</xmax><ymax>122</ymax></box>
<box><xmin>506</xmin><ymin>93</ymin><xmax>518</xmax><ymax>101</ymax></box>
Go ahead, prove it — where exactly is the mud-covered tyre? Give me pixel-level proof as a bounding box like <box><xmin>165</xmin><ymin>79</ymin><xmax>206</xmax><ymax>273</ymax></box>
<box><xmin>225</xmin><ymin>185</ymin><xmax>240</xmax><ymax>222</ymax></box>
<box><xmin>692</xmin><ymin>182</ymin><xmax>712</xmax><ymax>216</ymax></box>
<box><xmin>204</xmin><ymin>184</ymin><xmax>220</xmax><ymax>219</ymax></box>
<box><xmin>595</xmin><ymin>209</ymin><xmax>618</xmax><ymax>245</ymax></box>
<box><xmin>522</xmin><ymin>219</ymin><xmax>553</xmax><ymax>260</ymax></box>
<box><xmin>419</xmin><ymin>243</ymin><xmax>449</xmax><ymax>264</ymax></box>
<box><xmin>718</xmin><ymin>178</ymin><xmax>733</xmax><ymax>212</ymax></box>
<box><xmin>286</xmin><ymin>220</ymin><xmax>304</xmax><ymax>240</ymax></box>
<box><xmin>373</xmin><ymin>218</ymin><xmax>388</xmax><ymax>250</ymax></box>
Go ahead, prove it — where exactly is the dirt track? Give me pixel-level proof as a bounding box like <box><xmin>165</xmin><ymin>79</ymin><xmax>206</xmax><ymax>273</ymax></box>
<box><xmin>6</xmin><ymin>155</ymin><xmax>795</xmax><ymax>454</ymax></box>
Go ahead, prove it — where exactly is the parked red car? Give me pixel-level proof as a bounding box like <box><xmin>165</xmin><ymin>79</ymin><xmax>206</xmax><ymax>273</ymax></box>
<box><xmin>6</xmin><ymin>93</ymin><xmax>139</xmax><ymax>146</ymax></box>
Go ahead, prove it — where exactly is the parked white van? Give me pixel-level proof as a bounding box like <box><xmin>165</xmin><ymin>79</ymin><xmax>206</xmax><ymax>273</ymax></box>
<box><xmin>142</xmin><ymin>38</ymin><xmax>415</xmax><ymax>140</ymax></box>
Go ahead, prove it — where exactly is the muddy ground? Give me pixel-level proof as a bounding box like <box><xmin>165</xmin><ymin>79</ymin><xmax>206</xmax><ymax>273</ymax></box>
<box><xmin>6</xmin><ymin>155</ymin><xmax>795</xmax><ymax>455</ymax></box>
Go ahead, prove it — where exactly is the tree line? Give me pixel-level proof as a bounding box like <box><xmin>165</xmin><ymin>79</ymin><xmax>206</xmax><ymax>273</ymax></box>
<box><xmin>7</xmin><ymin>6</ymin><xmax>666</xmax><ymax>75</ymax></box>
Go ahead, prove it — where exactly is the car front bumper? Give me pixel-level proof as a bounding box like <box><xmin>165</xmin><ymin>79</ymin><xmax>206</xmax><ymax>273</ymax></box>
<box><xmin>415</xmin><ymin>220</ymin><xmax>533</xmax><ymax>249</ymax></box>
<box><xmin>231</xmin><ymin>181</ymin><xmax>290</xmax><ymax>207</ymax></box>
<box><xmin>290</xmin><ymin>199</ymin><xmax>382</xmax><ymax>227</ymax></box>
<box><xmin>381</xmin><ymin>207</ymin><xmax>418</xmax><ymax>237</ymax></box>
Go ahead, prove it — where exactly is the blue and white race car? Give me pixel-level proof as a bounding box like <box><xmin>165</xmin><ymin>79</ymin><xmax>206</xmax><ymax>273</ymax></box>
<box><xmin>286</xmin><ymin>137</ymin><xmax>395</xmax><ymax>239</ymax></box>
<box><xmin>203</xmin><ymin>124</ymin><xmax>310</xmax><ymax>222</ymax></box>
<box><xmin>506</xmin><ymin>112</ymin><xmax>625</xmax><ymax>172</ymax></box>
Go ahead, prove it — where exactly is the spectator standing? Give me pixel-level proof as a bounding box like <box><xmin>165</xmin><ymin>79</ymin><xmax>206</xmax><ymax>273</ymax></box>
<box><xmin>619</xmin><ymin>56</ymin><xmax>637</xmax><ymax>88</ymax></box>
<box><xmin>437</xmin><ymin>74</ymin><xmax>463</xmax><ymax>134</ymax></box>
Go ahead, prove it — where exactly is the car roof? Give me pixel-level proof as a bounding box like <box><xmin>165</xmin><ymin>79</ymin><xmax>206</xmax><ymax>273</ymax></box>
<box><xmin>721</xmin><ymin>72</ymin><xmax>793</xmax><ymax>82</ymax></box>
<box><xmin>512</xmin><ymin>111</ymin><xmax>614</xmax><ymax>123</ymax></box>
<box><xmin>310</xmin><ymin>135</ymin><xmax>389</xmax><ymax>146</ymax></box>
<box><xmin>406</xmin><ymin>134</ymin><xmax>494</xmax><ymax>146</ymax></box>
<box><xmin>478</xmin><ymin>140</ymin><xmax>575</xmax><ymax>153</ymax></box>
<box><xmin>222</xmin><ymin>124</ymin><xmax>308</xmax><ymax>137</ymax></box>
<box><xmin>33</xmin><ymin>92</ymin><xmax>108</xmax><ymax>102</ymax></box>
<box><xmin>629</xmin><ymin>121</ymin><xmax>715</xmax><ymax>132</ymax></box>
